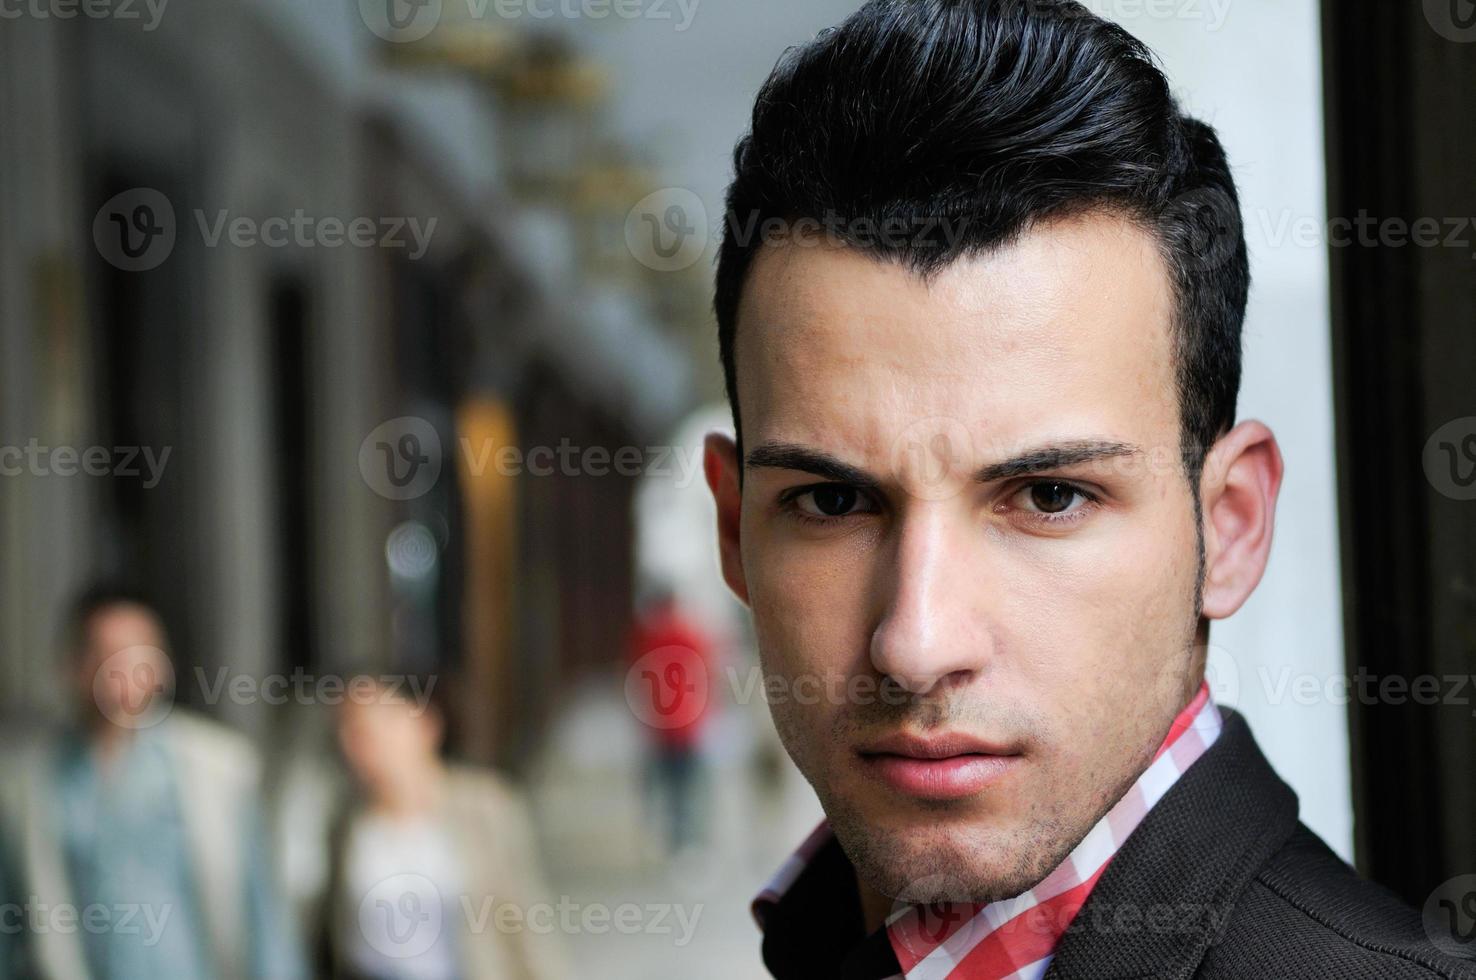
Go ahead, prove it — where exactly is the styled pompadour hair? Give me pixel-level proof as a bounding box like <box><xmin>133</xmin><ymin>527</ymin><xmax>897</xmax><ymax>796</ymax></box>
<box><xmin>715</xmin><ymin>0</ymin><xmax>1249</xmax><ymax>490</ymax></box>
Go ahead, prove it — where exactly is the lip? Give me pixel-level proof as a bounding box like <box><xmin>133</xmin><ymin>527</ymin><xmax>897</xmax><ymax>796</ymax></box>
<box><xmin>857</xmin><ymin>733</ymin><xmax>1021</xmax><ymax>801</ymax></box>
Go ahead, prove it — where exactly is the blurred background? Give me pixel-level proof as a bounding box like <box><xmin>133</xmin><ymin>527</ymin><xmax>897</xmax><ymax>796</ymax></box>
<box><xmin>0</xmin><ymin>0</ymin><xmax>1473</xmax><ymax>977</ymax></box>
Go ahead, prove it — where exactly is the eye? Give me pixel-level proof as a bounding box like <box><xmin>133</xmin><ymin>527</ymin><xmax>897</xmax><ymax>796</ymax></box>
<box><xmin>786</xmin><ymin>484</ymin><xmax>876</xmax><ymax>521</ymax></box>
<box><xmin>1009</xmin><ymin>480</ymin><xmax>1098</xmax><ymax>523</ymax></box>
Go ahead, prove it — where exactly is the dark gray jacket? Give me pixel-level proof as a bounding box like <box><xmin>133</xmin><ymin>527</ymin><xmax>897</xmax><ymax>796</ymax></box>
<box><xmin>1045</xmin><ymin>708</ymin><xmax>1475</xmax><ymax>979</ymax></box>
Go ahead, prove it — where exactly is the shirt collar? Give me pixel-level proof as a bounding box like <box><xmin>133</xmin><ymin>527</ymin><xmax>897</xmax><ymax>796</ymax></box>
<box><xmin>753</xmin><ymin>683</ymin><xmax>1223</xmax><ymax>980</ymax></box>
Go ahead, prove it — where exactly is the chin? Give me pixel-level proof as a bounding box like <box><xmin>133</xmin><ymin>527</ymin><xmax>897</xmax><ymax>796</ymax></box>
<box><xmin>828</xmin><ymin>792</ymin><xmax>1078</xmax><ymax>904</ymax></box>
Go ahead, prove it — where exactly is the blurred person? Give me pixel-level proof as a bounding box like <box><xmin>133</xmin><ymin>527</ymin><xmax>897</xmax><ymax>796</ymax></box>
<box><xmin>0</xmin><ymin>584</ymin><xmax>303</xmax><ymax>979</ymax></box>
<box><xmin>626</xmin><ymin>589</ymin><xmax>715</xmax><ymax>855</ymax></box>
<box><xmin>701</xmin><ymin>2</ymin><xmax>1476</xmax><ymax>978</ymax></box>
<box><xmin>318</xmin><ymin>674</ymin><xmax>566</xmax><ymax>980</ymax></box>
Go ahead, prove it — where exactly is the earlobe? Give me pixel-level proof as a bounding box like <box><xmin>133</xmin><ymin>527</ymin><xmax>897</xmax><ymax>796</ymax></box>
<box><xmin>1198</xmin><ymin>420</ymin><xmax>1284</xmax><ymax>620</ymax></box>
<box><xmin>704</xmin><ymin>431</ymin><xmax>750</xmax><ymax>605</ymax></box>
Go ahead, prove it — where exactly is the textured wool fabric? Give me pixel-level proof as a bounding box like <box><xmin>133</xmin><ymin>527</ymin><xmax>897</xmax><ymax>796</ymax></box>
<box><xmin>755</xmin><ymin>708</ymin><xmax>1476</xmax><ymax>979</ymax></box>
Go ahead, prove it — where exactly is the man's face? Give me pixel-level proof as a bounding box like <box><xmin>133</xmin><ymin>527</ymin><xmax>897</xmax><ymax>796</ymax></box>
<box><xmin>74</xmin><ymin>603</ymin><xmax>171</xmax><ymax>725</ymax></box>
<box><xmin>338</xmin><ymin>693</ymin><xmax>442</xmax><ymax>800</ymax></box>
<box><xmin>722</xmin><ymin>213</ymin><xmax>1206</xmax><ymax>903</ymax></box>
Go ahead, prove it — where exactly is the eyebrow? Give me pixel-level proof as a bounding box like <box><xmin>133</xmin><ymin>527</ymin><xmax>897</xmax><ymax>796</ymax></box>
<box><xmin>745</xmin><ymin>442</ymin><xmax>881</xmax><ymax>488</ymax></box>
<box><xmin>975</xmin><ymin>439</ymin><xmax>1141</xmax><ymax>481</ymax></box>
<box><xmin>744</xmin><ymin>439</ymin><xmax>1141</xmax><ymax>485</ymax></box>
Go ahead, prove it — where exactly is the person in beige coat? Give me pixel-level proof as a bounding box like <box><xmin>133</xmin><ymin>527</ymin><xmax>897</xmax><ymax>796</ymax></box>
<box><xmin>0</xmin><ymin>585</ymin><xmax>303</xmax><ymax>980</ymax></box>
<box><xmin>317</xmin><ymin>675</ymin><xmax>568</xmax><ymax>980</ymax></box>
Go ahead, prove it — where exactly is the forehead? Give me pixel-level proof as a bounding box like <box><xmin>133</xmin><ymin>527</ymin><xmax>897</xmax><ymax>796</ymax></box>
<box><xmin>343</xmin><ymin>690</ymin><xmax>421</xmax><ymax>720</ymax></box>
<box><xmin>86</xmin><ymin>603</ymin><xmax>163</xmax><ymax>641</ymax></box>
<box><xmin>341</xmin><ymin>697</ymin><xmax>401</xmax><ymax>728</ymax></box>
<box><xmin>733</xmin><ymin>212</ymin><xmax>1179</xmax><ymax>461</ymax></box>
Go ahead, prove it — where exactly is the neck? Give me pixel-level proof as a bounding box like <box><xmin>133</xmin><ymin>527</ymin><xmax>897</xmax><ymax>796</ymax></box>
<box><xmin>83</xmin><ymin>713</ymin><xmax>134</xmax><ymax>764</ymax></box>
<box><xmin>856</xmin><ymin>870</ymin><xmax>893</xmax><ymax>935</ymax></box>
<box><xmin>371</xmin><ymin>761</ymin><xmax>444</xmax><ymax>819</ymax></box>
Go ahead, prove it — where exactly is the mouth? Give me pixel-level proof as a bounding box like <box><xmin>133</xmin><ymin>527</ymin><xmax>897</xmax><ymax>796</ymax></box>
<box><xmin>856</xmin><ymin>733</ymin><xmax>1022</xmax><ymax>801</ymax></box>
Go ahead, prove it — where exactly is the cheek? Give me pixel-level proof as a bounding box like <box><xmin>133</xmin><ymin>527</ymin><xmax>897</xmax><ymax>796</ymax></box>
<box><xmin>744</xmin><ymin>537</ymin><xmax>879</xmax><ymax>772</ymax></box>
<box><xmin>743</xmin><ymin>520</ymin><xmax>877</xmax><ymax>679</ymax></box>
<box><xmin>991</xmin><ymin>493</ymin><xmax>1201</xmax><ymax>711</ymax></box>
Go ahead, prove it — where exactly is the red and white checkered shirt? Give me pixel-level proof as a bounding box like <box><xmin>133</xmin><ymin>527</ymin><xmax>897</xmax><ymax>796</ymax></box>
<box><xmin>753</xmin><ymin>682</ymin><xmax>1223</xmax><ymax>979</ymax></box>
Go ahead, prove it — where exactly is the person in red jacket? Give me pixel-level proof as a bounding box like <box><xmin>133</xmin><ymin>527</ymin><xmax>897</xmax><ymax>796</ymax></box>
<box><xmin>626</xmin><ymin>589</ymin><xmax>715</xmax><ymax>855</ymax></box>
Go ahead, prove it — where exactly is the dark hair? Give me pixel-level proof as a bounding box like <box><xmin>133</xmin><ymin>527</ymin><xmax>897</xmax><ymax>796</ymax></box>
<box><xmin>62</xmin><ymin>582</ymin><xmax>164</xmax><ymax>655</ymax></box>
<box><xmin>715</xmin><ymin>0</ymin><xmax>1248</xmax><ymax>490</ymax></box>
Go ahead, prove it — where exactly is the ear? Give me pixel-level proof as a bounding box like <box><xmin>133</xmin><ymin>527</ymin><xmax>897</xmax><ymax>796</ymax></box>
<box><xmin>1198</xmin><ymin>420</ymin><xmax>1284</xmax><ymax>619</ymax></box>
<box><xmin>704</xmin><ymin>431</ymin><xmax>750</xmax><ymax>606</ymax></box>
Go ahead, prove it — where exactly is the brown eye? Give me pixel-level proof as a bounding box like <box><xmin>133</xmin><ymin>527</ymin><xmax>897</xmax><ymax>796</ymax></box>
<box><xmin>808</xmin><ymin>486</ymin><xmax>859</xmax><ymax>516</ymax></box>
<box><xmin>1028</xmin><ymin>481</ymin><xmax>1080</xmax><ymax>514</ymax></box>
<box><xmin>794</xmin><ymin>484</ymin><xmax>872</xmax><ymax>519</ymax></box>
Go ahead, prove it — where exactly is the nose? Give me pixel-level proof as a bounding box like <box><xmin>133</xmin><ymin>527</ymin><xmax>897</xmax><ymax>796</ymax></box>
<box><xmin>869</xmin><ymin>504</ymin><xmax>994</xmax><ymax>695</ymax></box>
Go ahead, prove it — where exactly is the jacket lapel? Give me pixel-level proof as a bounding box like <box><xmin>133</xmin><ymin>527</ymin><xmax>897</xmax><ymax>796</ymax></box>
<box><xmin>1044</xmin><ymin>709</ymin><xmax>1298</xmax><ymax>980</ymax></box>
